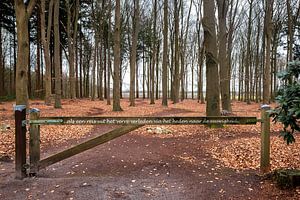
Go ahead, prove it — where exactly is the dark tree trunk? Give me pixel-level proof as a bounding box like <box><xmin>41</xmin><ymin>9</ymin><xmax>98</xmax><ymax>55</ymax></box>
<box><xmin>162</xmin><ymin>0</ymin><xmax>168</xmax><ymax>106</ymax></box>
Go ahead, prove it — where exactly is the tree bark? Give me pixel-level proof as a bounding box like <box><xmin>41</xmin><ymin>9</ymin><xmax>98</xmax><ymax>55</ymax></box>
<box><xmin>173</xmin><ymin>0</ymin><xmax>180</xmax><ymax>104</ymax></box>
<box><xmin>66</xmin><ymin>0</ymin><xmax>79</xmax><ymax>99</ymax></box>
<box><xmin>203</xmin><ymin>0</ymin><xmax>221</xmax><ymax>116</ymax></box>
<box><xmin>130</xmin><ymin>0</ymin><xmax>140</xmax><ymax>106</ymax></box>
<box><xmin>286</xmin><ymin>0</ymin><xmax>293</xmax><ymax>63</ymax></box>
<box><xmin>155</xmin><ymin>43</ymin><xmax>160</xmax><ymax>100</ymax></box>
<box><xmin>54</xmin><ymin>0</ymin><xmax>61</xmax><ymax>108</ymax></box>
<box><xmin>40</xmin><ymin>0</ymin><xmax>53</xmax><ymax>105</ymax></box>
<box><xmin>92</xmin><ymin>39</ymin><xmax>97</xmax><ymax>101</ymax></box>
<box><xmin>107</xmin><ymin>0</ymin><xmax>112</xmax><ymax>105</ymax></box>
<box><xmin>0</xmin><ymin>21</ymin><xmax>4</xmax><ymax>97</ymax></box>
<box><xmin>150</xmin><ymin>0</ymin><xmax>157</xmax><ymax>105</ymax></box>
<box><xmin>14</xmin><ymin>0</ymin><xmax>36</xmax><ymax>106</ymax></box>
<box><xmin>180</xmin><ymin>0</ymin><xmax>192</xmax><ymax>102</ymax></box>
<box><xmin>99</xmin><ymin>42</ymin><xmax>104</xmax><ymax>101</ymax></box>
<box><xmin>113</xmin><ymin>0</ymin><xmax>123</xmax><ymax>111</ymax></box>
<box><xmin>217</xmin><ymin>0</ymin><xmax>231</xmax><ymax>111</ymax></box>
<box><xmin>254</xmin><ymin>11</ymin><xmax>261</xmax><ymax>103</ymax></box>
<box><xmin>162</xmin><ymin>0</ymin><xmax>168</xmax><ymax>106</ymax></box>
<box><xmin>263</xmin><ymin>0</ymin><xmax>274</xmax><ymax>104</ymax></box>
<box><xmin>227</xmin><ymin>0</ymin><xmax>238</xmax><ymax>102</ymax></box>
<box><xmin>244</xmin><ymin>0</ymin><xmax>253</xmax><ymax>105</ymax></box>
<box><xmin>36</xmin><ymin>9</ymin><xmax>41</xmax><ymax>98</ymax></box>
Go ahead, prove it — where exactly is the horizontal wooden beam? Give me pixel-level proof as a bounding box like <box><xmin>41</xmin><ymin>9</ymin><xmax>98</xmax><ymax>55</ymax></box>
<box><xmin>38</xmin><ymin>125</ymin><xmax>142</xmax><ymax>169</ymax></box>
<box><xmin>30</xmin><ymin>116</ymin><xmax>258</xmax><ymax>125</ymax></box>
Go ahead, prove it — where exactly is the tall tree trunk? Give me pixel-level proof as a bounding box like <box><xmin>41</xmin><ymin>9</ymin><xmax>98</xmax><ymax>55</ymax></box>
<box><xmin>14</xmin><ymin>0</ymin><xmax>36</xmax><ymax>106</ymax></box>
<box><xmin>107</xmin><ymin>56</ymin><xmax>111</xmax><ymax>105</ymax></box>
<box><xmin>75</xmin><ymin>34</ymin><xmax>79</xmax><ymax>98</ymax></box>
<box><xmin>41</xmin><ymin>0</ymin><xmax>53</xmax><ymax>104</ymax></box>
<box><xmin>150</xmin><ymin>0</ymin><xmax>157</xmax><ymax>105</ymax></box>
<box><xmin>103</xmin><ymin>44</ymin><xmax>107</xmax><ymax>99</ymax></box>
<box><xmin>203</xmin><ymin>0</ymin><xmax>221</xmax><ymax>116</ymax></box>
<box><xmin>107</xmin><ymin>0</ymin><xmax>112</xmax><ymax>105</ymax></box>
<box><xmin>227</xmin><ymin>0</ymin><xmax>238</xmax><ymax>103</ymax></box>
<box><xmin>28</xmin><ymin>21</ymin><xmax>32</xmax><ymax>98</ymax></box>
<box><xmin>254</xmin><ymin>13</ymin><xmax>261</xmax><ymax>103</ymax></box>
<box><xmin>54</xmin><ymin>0</ymin><xmax>61</xmax><ymax>108</ymax></box>
<box><xmin>130</xmin><ymin>0</ymin><xmax>140</xmax><ymax>106</ymax></box>
<box><xmin>191</xmin><ymin>60</ymin><xmax>194</xmax><ymax>99</ymax></box>
<box><xmin>120</xmin><ymin>62</ymin><xmax>123</xmax><ymax>99</ymax></box>
<box><xmin>286</xmin><ymin>0</ymin><xmax>293</xmax><ymax>63</ymax></box>
<box><xmin>245</xmin><ymin>0</ymin><xmax>253</xmax><ymax>104</ymax></box>
<box><xmin>155</xmin><ymin>43</ymin><xmax>160</xmax><ymax>100</ymax></box>
<box><xmin>180</xmin><ymin>0</ymin><xmax>192</xmax><ymax>101</ymax></box>
<box><xmin>162</xmin><ymin>0</ymin><xmax>168</xmax><ymax>106</ymax></box>
<box><xmin>263</xmin><ymin>0</ymin><xmax>274</xmax><ymax>104</ymax></box>
<box><xmin>173</xmin><ymin>0</ymin><xmax>180</xmax><ymax>104</ymax></box>
<box><xmin>99</xmin><ymin>43</ymin><xmax>104</xmax><ymax>100</ymax></box>
<box><xmin>66</xmin><ymin>0</ymin><xmax>79</xmax><ymax>99</ymax></box>
<box><xmin>113</xmin><ymin>0</ymin><xmax>123</xmax><ymax>111</ymax></box>
<box><xmin>196</xmin><ymin>3</ymin><xmax>204</xmax><ymax>104</ymax></box>
<box><xmin>36</xmin><ymin>10</ymin><xmax>41</xmax><ymax>98</ymax></box>
<box><xmin>217</xmin><ymin>0</ymin><xmax>231</xmax><ymax>111</ymax></box>
<box><xmin>0</xmin><ymin>21</ymin><xmax>4</xmax><ymax>97</ymax></box>
<box><xmin>13</xmin><ymin>30</ymin><xmax>17</xmax><ymax>96</ymax></box>
<box><xmin>79</xmin><ymin>25</ymin><xmax>83</xmax><ymax>98</ymax></box>
<box><xmin>142</xmin><ymin>49</ymin><xmax>145</xmax><ymax>99</ymax></box>
<box><xmin>92</xmin><ymin>39</ymin><xmax>97</xmax><ymax>101</ymax></box>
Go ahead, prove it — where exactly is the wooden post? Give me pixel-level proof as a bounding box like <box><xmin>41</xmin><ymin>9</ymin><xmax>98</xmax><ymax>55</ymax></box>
<box><xmin>14</xmin><ymin>105</ymin><xmax>27</xmax><ymax>179</ymax></box>
<box><xmin>29</xmin><ymin>108</ymin><xmax>40</xmax><ymax>176</ymax></box>
<box><xmin>260</xmin><ymin>104</ymin><xmax>271</xmax><ymax>173</ymax></box>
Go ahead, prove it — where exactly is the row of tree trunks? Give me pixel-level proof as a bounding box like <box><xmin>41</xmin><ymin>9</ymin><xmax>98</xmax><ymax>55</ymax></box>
<box><xmin>10</xmin><ymin>0</ymin><xmax>292</xmax><ymax>115</ymax></box>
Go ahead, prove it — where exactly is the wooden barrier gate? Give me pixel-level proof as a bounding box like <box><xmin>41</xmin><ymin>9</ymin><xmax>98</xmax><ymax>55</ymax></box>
<box><xmin>14</xmin><ymin>105</ymin><xmax>271</xmax><ymax>179</ymax></box>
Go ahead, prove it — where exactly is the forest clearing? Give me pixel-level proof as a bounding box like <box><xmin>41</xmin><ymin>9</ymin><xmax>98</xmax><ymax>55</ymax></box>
<box><xmin>0</xmin><ymin>99</ymin><xmax>300</xmax><ymax>199</ymax></box>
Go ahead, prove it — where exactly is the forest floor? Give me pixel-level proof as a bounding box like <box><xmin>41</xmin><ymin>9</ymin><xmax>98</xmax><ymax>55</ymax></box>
<box><xmin>0</xmin><ymin>99</ymin><xmax>300</xmax><ymax>199</ymax></box>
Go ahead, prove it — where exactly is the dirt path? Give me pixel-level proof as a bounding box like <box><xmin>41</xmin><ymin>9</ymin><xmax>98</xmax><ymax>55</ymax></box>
<box><xmin>0</xmin><ymin>124</ymin><xmax>299</xmax><ymax>200</ymax></box>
